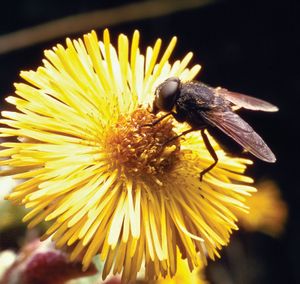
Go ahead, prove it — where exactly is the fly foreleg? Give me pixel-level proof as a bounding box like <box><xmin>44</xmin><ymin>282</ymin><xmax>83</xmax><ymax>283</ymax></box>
<box><xmin>141</xmin><ymin>112</ymin><xmax>173</xmax><ymax>127</ymax></box>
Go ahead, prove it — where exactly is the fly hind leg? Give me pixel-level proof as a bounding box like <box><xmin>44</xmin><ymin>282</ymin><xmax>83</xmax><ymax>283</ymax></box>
<box><xmin>199</xmin><ymin>129</ymin><xmax>218</xmax><ymax>181</ymax></box>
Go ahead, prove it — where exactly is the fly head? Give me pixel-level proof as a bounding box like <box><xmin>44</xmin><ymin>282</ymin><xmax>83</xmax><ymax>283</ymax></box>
<box><xmin>153</xmin><ymin>77</ymin><xmax>181</xmax><ymax>114</ymax></box>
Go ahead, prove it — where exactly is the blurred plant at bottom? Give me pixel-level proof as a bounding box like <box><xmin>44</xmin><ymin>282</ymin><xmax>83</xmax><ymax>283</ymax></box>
<box><xmin>0</xmin><ymin>239</ymin><xmax>207</xmax><ymax>284</ymax></box>
<box><xmin>0</xmin><ymin>239</ymin><xmax>98</xmax><ymax>284</ymax></box>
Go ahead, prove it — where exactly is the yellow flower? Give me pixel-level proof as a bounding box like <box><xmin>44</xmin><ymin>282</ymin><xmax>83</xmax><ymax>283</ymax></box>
<box><xmin>236</xmin><ymin>180</ymin><xmax>288</xmax><ymax>237</ymax></box>
<box><xmin>0</xmin><ymin>29</ymin><xmax>256</xmax><ymax>282</ymax></box>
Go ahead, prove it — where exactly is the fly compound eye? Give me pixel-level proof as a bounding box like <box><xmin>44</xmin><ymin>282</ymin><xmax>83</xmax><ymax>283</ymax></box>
<box><xmin>154</xmin><ymin>77</ymin><xmax>180</xmax><ymax>112</ymax></box>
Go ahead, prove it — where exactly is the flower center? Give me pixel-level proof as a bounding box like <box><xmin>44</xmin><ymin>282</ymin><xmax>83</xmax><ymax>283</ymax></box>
<box><xmin>105</xmin><ymin>108</ymin><xmax>180</xmax><ymax>176</ymax></box>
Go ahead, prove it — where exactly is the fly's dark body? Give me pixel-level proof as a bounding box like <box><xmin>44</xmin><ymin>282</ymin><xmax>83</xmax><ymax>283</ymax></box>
<box><xmin>175</xmin><ymin>82</ymin><xmax>230</xmax><ymax>128</ymax></box>
<box><xmin>149</xmin><ymin>77</ymin><xmax>278</xmax><ymax>180</ymax></box>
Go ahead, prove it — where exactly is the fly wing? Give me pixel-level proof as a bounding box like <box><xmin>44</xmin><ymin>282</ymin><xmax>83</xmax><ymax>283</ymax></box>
<box><xmin>201</xmin><ymin>109</ymin><xmax>276</xmax><ymax>162</ymax></box>
<box><xmin>216</xmin><ymin>88</ymin><xmax>278</xmax><ymax>112</ymax></box>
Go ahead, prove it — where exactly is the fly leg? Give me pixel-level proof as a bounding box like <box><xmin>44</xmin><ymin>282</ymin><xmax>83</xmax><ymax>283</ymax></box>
<box><xmin>162</xmin><ymin>128</ymin><xmax>196</xmax><ymax>146</ymax></box>
<box><xmin>163</xmin><ymin>111</ymin><xmax>204</xmax><ymax>146</ymax></box>
<box><xmin>199</xmin><ymin>129</ymin><xmax>218</xmax><ymax>181</ymax></box>
<box><xmin>141</xmin><ymin>112</ymin><xmax>173</xmax><ymax>127</ymax></box>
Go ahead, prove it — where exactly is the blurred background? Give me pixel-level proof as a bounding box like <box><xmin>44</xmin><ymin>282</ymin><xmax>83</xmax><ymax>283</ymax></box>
<box><xmin>0</xmin><ymin>0</ymin><xmax>298</xmax><ymax>283</ymax></box>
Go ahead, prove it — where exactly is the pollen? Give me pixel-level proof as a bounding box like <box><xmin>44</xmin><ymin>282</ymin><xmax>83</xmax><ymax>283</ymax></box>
<box><xmin>105</xmin><ymin>108</ymin><xmax>180</xmax><ymax>176</ymax></box>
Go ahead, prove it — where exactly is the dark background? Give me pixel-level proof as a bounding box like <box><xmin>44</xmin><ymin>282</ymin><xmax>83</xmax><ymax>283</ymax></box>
<box><xmin>0</xmin><ymin>0</ymin><xmax>298</xmax><ymax>283</ymax></box>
